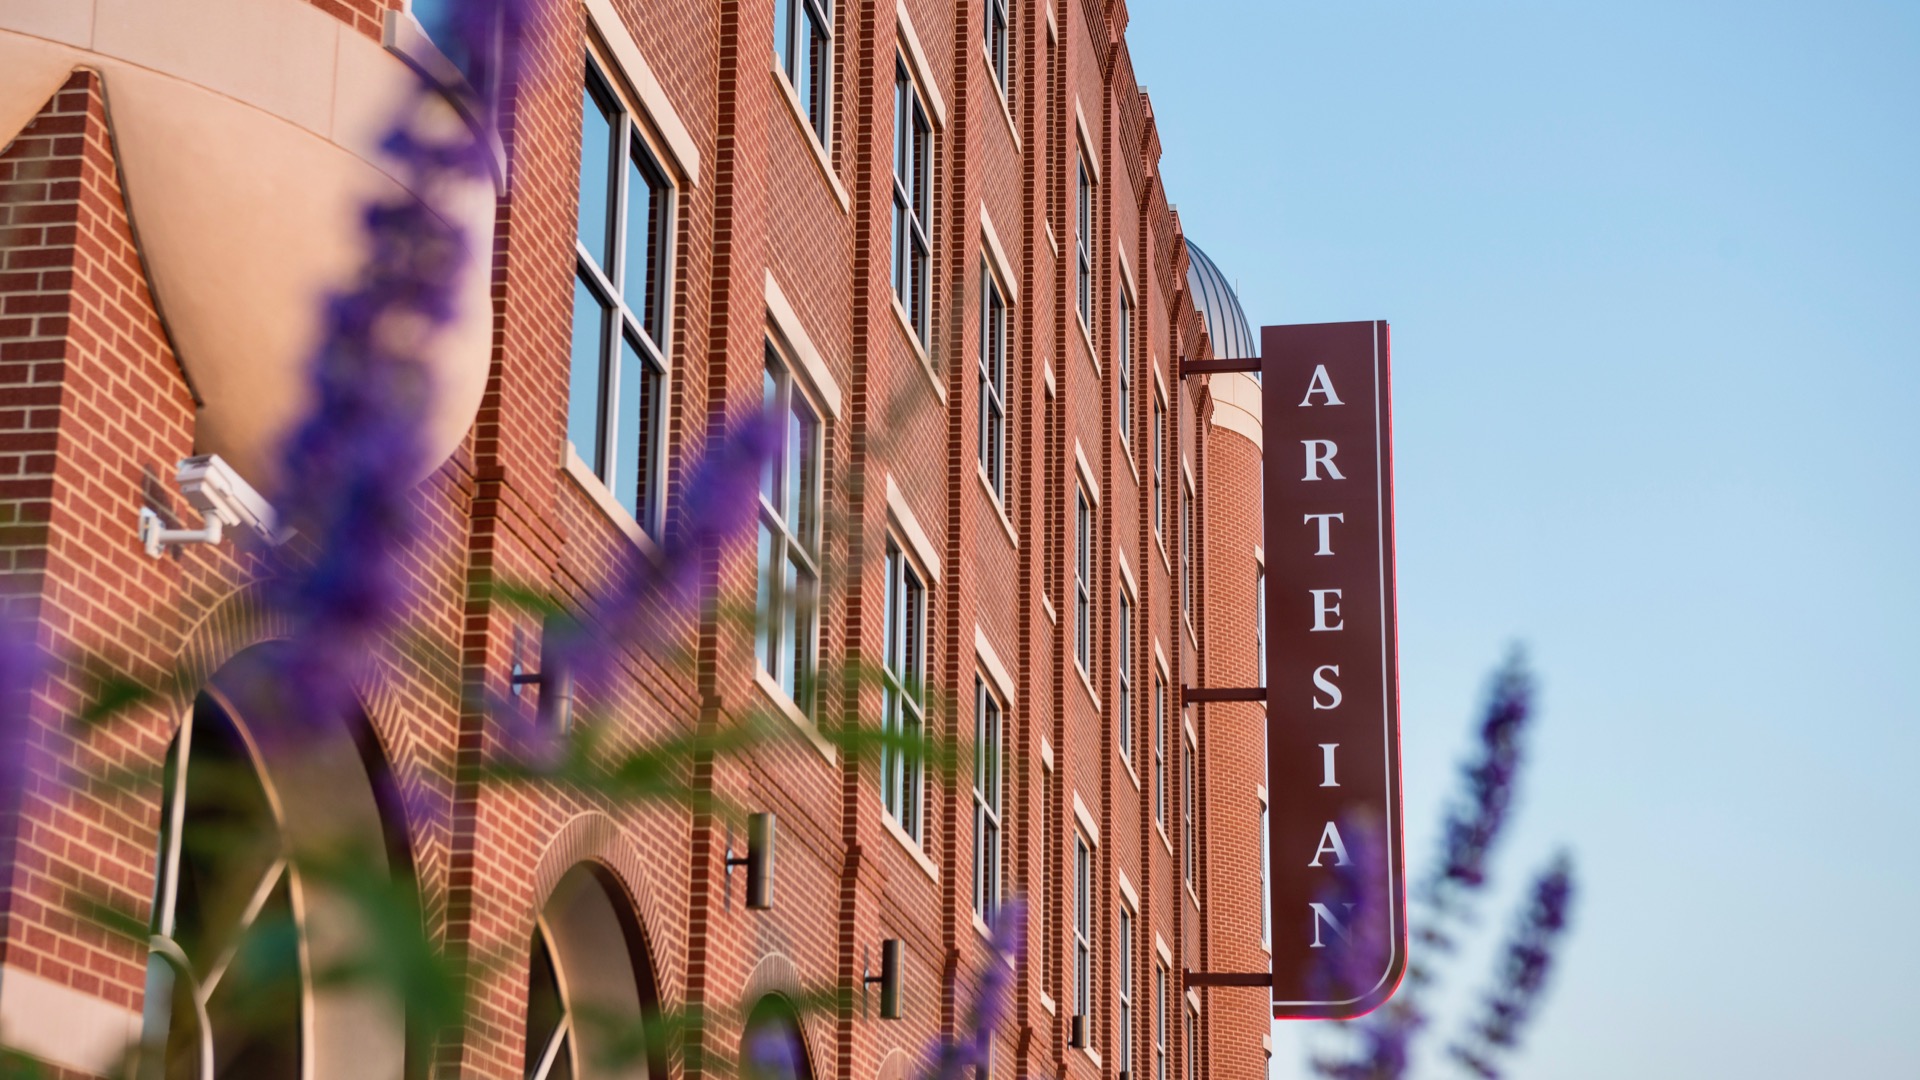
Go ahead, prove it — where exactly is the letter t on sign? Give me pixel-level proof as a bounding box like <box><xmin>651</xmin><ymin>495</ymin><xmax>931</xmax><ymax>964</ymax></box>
<box><xmin>1260</xmin><ymin>321</ymin><xmax>1404</xmax><ymax>1021</ymax></box>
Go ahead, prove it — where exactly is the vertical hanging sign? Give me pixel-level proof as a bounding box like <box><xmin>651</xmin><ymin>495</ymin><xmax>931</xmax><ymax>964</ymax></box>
<box><xmin>1261</xmin><ymin>321</ymin><xmax>1405</xmax><ymax>1019</ymax></box>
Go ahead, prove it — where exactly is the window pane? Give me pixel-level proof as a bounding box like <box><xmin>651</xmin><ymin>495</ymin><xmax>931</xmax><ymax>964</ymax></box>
<box><xmin>569</xmin><ymin>274</ymin><xmax>610</xmax><ymax>472</ymax></box>
<box><xmin>789</xmin><ymin>396</ymin><xmax>818</xmax><ymax>546</ymax></box>
<box><xmin>613</xmin><ymin>333</ymin><xmax>653</xmax><ymax>521</ymax></box>
<box><xmin>626</xmin><ymin>141</ymin><xmax>671</xmax><ymax>345</ymax></box>
<box><xmin>756</xmin><ymin>522</ymin><xmax>777</xmax><ymax>675</ymax></box>
<box><xmin>773</xmin><ymin>0</ymin><xmax>792</xmax><ymax>69</ymax></box>
<box><xmin>578</xmin><ymin>78</ymin><xmax>617</xmax><ymax>269</ymax></box>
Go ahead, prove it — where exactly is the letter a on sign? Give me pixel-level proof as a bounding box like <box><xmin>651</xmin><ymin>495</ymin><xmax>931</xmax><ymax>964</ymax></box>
<box><xmin>1261</xmin><ymin>322</ymin><xmax>1404</xmax><ymax>1020</ymax></box>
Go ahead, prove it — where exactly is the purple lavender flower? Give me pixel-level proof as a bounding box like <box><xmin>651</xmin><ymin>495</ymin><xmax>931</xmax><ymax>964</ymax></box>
<box><xmin>1431</xmin><ymin>651</ymin><xmax>1534</xmax><ymax>899</ymax></box>
<box><xmin>0</xmin><ymin>617</ymin><xmax>45</xmax><ymax>802</ymax></box>
<box><xmin>262</xmin><ymin>0</ymin><xmax>528</xmax><ymax>739</ymax></box>
<box><xmin>1447</xmin><ymin>852</ymin><xmax>1577</xmax><ymax>1079</ymax></box>
<box><xmin>1308</xmin><ymin>815</ymin><xmax>1417</xmax><ymax>1080</ymax></box>
<box><xmin>922</xmin><ymin>898</ymin><xmax>1026</xmax><ymax>1080</ymax></box>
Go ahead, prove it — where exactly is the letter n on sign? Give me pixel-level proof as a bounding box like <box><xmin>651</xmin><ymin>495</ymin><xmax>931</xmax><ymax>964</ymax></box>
<box><xmin>1261</xmin><ymin>321</ymin><xmax>1406</xmax><ymax>1020</ymax></box>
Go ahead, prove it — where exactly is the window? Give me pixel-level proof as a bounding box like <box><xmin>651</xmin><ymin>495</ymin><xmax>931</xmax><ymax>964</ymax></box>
<box><xmin>742</xmin><ymin>995</ymin><xmax>814</xmax><ymax>1080</ymax></box>
<box><xmin>1182</xmin><ymin>481</ymin><xmax>1195</xmax><ymax>621</ymax></box>
<box><xmin>757</xmin><ymin>345</ymin><xmax>823</xmax><ymax>714</ymax></box>
<box><xmin>1118</xmin><ymin>290</ymin><xmax>1133</xmax><ymax>448</ymax></box>
<box><xmin>1183</xmin><ymin>727</ymin><xmax>1197</xmax><ymax>889</ymax></box>
<box><xmin>1074</xmin><ymin>487</ymin><xmax>1092</xmax><ymax>673</ymax></box>
<box><xmin>775</xmin><ymin>0</ymin><xmax>832</xmax><ymax>141</ymax></box>
<box><xmin>986</xmin><ymin>0</ymin><xmax>1011</xmax><ymax>103</ymax></box>
<box><xmin>1041</xmin><ymin>756</ymin><xmax>1056</xmax><ymax>988</ymax></box>
<box><xmin>1075</xmin><ymin>155</ymin><xmax>1092</xmax><ymax>327</ymax></box>
<box><xmin>979</xmin><ymin>269</ymin><xmax>1009</xmax><ymax>500</ymax></box>
<box><xmin>1153</xmin><ymin>673</ymin><xmax>1167</xmax><ymax>827</ymax></box>
<box><xmin>1117</xmin><ymin>590</ymin><xmax>1133</xmax><ymax>764</ymax></box>
<box><xmin>1152</xmin><ymin>393</ymin><xmax>1166</xmax><ymax>539</ymax></box>
<box><xmin>1259</xmin><ymin>798</ymin><xmax>1272</xmax><ymax>948</ymax></box>
<box><xmin>892</xmin><ymin>59</ymin><xmax>933</xmax><ymax>341</ymax></box>
<box><xmin>1186</xmin><ymin>1002</ymin><xmax>1200</xmax><ymax>1080</ymax></box>
<box><xmin>1117</xmin><ymin>906</ymin><xmax>1134</xmax><ymax>1073</ymax></box>
<box><xmin>973</xmin><ymin>677</ymin><xmax>1005</xmax><ymax>921</ymax></box>
<box><xmin>1043</xmin><ymin>385</ymin><xmax>1059</xmax><ymax>606</ymax></box>
<box><xmin>1153</xmin><ymin>962</ymin><xmax>1169</xmax><ymax>1080</ymax></box>
<box><xmin>1256</xmin><ymin>566</ymin><xmax>1266</xmax><ymax>689</ymax></box>
<box><xmin>881</xmin><ymin>541</ymin><xmax>927</xmax><ymax>838</ymax></box>
<box><xmin>572</xmin><ymin>59</ymin><xmax>672</xmax><ymax>536</ymax></box>
<box><xmin>1073</xmin><ymin>832</ymin><xmax>1093</xmax><ymax>1023</ymax></box>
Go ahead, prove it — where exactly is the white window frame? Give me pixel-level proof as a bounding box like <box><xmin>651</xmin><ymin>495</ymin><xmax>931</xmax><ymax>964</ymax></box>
<box><xmin>1153</xmin><ymin>668</ymin><xmax>1168</xmax><ymax>828</ymax></box>
<box><xmin>1153</xmin><ymin>960</ymin><xmax>1169</xmax><ymax>1080</ymax></box>
<box><xmin>881</xmin><ymin>538</ymin><xmax>929</xmax><ymax>840</ymax></box>
<box><xmin>1117</xmin><ymin>586</ymin><xmax>1133</xmax><ymax>765</ymax></box>
<box><xmin>973</xmin><ymin>675</ymin><xmax>1005</xmax><ymax>922</ymax></box>
<box><xmin>1117</xmin><ymin>288</ymin><xmax>1133</xmax><ymax>450</ymax></box>
<box><xmin>1074</xmin><ymin>485</ymin><xmax>1092</xmax><ymax>674</ymax></box>
<box><xmin>1152</xmin><ymin>388</ymin><xmax>1167</xmax><ymax>541</ymax></box>
<box><xmin>756</xmin><ymin>340</ymin><xmax>825</xmax><ymax>719</ymax></box>
<box><xmin>1073</xmin><ymin>830</ymin><xmax>1093</xmax><ymax>1025</ymax></box>
<box><xmin>570</xmin><ymin>53</ymin><xmax>676</xmax><ymax>539</ymax></box>
<box><xmin>1183</xmin><ymin>723</ymin><xmax>1197</xmax><ymax>889</ymax></box>
<box><xmin>1117</xmin><ymin>903</ymin><xmax>1135</xmax><ymax>1073</ymax></box>
<box><xmin>892</xmin><ymin>54</ymin><xmax>934</xmax><ymax>342</ymax></box>
<box><xmin>775</xmin><ymin>0</ymin><xmax>833</xmax><ymax>143</ymax></box>
<box><xmin>978</xmin><ymin>261</ymin><xmax>1010</xmax><ymax>501</ymax></box>
<box><xmin>1075</xmin><ymin>153</ymin><xmax>1093</xmax><ymax>328</ymax></box>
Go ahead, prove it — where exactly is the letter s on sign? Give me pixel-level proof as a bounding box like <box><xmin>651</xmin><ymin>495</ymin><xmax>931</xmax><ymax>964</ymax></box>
<box><xmin>1312</xmin><ymin>664</ymin><xmax>1342</xmax><ymax>709</ymax></box>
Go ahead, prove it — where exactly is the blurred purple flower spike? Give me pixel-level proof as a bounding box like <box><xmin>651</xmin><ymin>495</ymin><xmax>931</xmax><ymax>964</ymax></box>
<box><xmin>0</xmin><ymin>618</ymin><xmax>46</xmax><ymax>802</ymax></box>
<box><xmin>1448</xmin><ymin>853</ymin><xmax>1576</xmax><ymax>1079</ymax></box>
<box><xmin>1434</xmin><ymin>652</ymin><xmax>1533</xmax><ymax>896</ymax></box>
<box><xmin>552</xmin><ymin>411</ymin><xmax>780</xmax><ymax>680</ymax></box>
<box><xmin>266</xmin><ymin>0</ymin><xmax>528</xmax><ymax>737</ymax></box>
<box><xmin>924</xmin><ymin>898</ymin><xmax>1025</xmax><ymax>1080</ymax></box>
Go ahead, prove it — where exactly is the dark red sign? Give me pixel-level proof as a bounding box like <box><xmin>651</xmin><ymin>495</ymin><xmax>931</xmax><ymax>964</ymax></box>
<box><xmin>1261</xmin><ymin>321</ymin><xmax>1405</xmax><ymax>1019</ymax></box>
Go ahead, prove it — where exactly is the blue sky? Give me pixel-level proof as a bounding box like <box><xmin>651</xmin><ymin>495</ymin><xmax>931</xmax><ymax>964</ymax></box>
<box><xmin>1124</xmin><ymin>2</ymin><xmax>1920</xmax><ymax>1076</ymax></box>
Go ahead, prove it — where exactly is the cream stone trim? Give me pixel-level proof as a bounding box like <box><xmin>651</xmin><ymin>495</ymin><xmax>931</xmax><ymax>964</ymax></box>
<box><xmin>770</xmin><ymin>64</ymin><xmax>852</xmax><ymax>212</ymax></box>
<box><xmin>1254</xmin><ymin>543</ymin><xmax>1265</xmax><ymax>569</ymax></box>
<box><xmin>1073</xmin><ymin>440</ymin><xmax>1100</xmax><ymax>504</ymax></box>
<box><xmin>1209</xmin><ymin>369</ymin><xmax>1262</xmax><ymax>450</ymax></box>
<box><xmin>894</xmin><ymin>0</ymin><xmax>947</xmax><ymax>128</ymax></box>
<box><xmin>583</xmin><ymin>0</ymin><xmax>701</xmax><ymax>185</ymax></box>
<box><xmin>754</xmin><ymin>667</ymin><xmax>837</xmax><ymax>764</ymax></box>
<box><xmin>974</xmin><ymin>625</ymin><xmax>1016</xmax><ymax>706</ymax></box>
<box><xmin>1041</xmin><ymin>736</ymin><xmax>1054</xmax><ymax>769</ymax></box>
<box><xmin>979</xmin><ymin>204</ymin><xmax>1019</xmax><ymax>303</ymax></box>
<box><xmin>765</xmin><ymin>270</ymin><xmax>843</xmax><ymax>418</ymax></box>
<box><xmin>1117</xmin><ymin>241</ymin><xmax>1136</xmax><ymax>301</ymax></box>
<box><xmin>1117</xmin><ymin>545</ymin><xmax>1137</xmax><ymax>601</ymax></box>
<box><xmin>884</xmin><ymin>474</ymin><xmax>941</xmax><ymax>582</ymax></box>
<box><xmin>881</xmin><ymin>809</ymin><xmax>940</xmax><ymax>882</ymax></box>
<box><xmin>1073</xmin><ymin>100</ymin><xmax>1099</xmax><ymax>184</ymax></box>
<box><xmin>891</xmin><ymin>293</ymin><xmax>946</xmax><ymax>403</ymax></box>
<box><xmin>0</xmin><ymin>964</ymin><xmax>142</xmax><ymax>1075</ymax></box>
<box><xmin>563</xmin><ymin>443</ymin><xmax>665</xmax><ymax>559</ymax></box>
<box><xmin>1046</xmin><ymin>0</ymin><xmax>1058</xmax><ymax>40</ymax></box>
<box><xmin>1155</xmin><ymin>933</ymin><xmax>1172</xmax><ymax>967</ymax></box>
<box><xmin>1071</xmin><ymin>791</ymin><xmax>1100</xmax><ymax>847</ymax></box>
<box><xmin>1043</xmin><ymin>360</ymin><xmax>1057</xmax><ymax>397</ymax></box>
<box><xmin>1154</xmin><ymin>638</ymin><xmax>1170</xmax><ymax>679</ymax></box>
<box><xmin>978</xmin><ymin>464</ymin><xmax>1020</xmax><ymax>547</ymax></box>
<box><xmin>1117</xmin><ymin>869</ymin><xmax>1140</xmax><ymax>911</ymax></box>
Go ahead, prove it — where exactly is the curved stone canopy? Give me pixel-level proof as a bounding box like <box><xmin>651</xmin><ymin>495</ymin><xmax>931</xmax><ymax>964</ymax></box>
<box><xmin>1185</xmin><ymin>239</ymin><xmax>1257</xmax><ymax>364</ymax></box>
<box><xmin>0</xmin><ymin>0</ymin><xmax>498</xmax><ymax>493</ymax></box>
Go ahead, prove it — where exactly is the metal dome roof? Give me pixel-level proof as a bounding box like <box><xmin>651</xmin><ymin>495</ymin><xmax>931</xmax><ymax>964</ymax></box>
<box><xmin>1185</xmin><ymin>240</ymin><xmax>1257</xmax><ymax>363</ymax></box>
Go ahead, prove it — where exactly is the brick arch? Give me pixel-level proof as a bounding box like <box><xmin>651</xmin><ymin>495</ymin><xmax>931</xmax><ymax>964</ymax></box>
<box><xmin>740</xmin><ymin>950</ymin><xmax>832</xmax><ymax>1080</ymax></box>
<box><xmin>875</xmin><ymin>1046</ymin><xmax>912</xmax><ymax>1080</ymax></box>
<box><xmin>527</xmin><ymin>811</ymin><xmax>678</xmax><ymax>1007</ymax></box>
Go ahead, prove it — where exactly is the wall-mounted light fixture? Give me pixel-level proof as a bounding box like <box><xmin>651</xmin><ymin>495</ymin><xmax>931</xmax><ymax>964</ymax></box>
<box><xmin>510</xmin><ymin>618</ymin><xmax>574</xmax><ymax>733</ymax></box>
<box><xmin>724</xmin><ymin>811</ymin><xmax>775</xmax><ymax>911</ymax></box>
<box><xmin>138</xmin><ymin>454</ymin><xmax>279</xmax><ymax>557</ymax></box>
<box><xmin>862</xmin><ymin>939</ymin><xmax>902</xmax><ymax>1020</ymax></box>
<box><xmin>1068</xmin><ymin>1012</ymin><xmax>1089</xmax><ymax>1049</ymax></box>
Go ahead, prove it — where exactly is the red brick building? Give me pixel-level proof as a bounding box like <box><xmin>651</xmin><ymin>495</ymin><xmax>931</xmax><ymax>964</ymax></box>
<box><xmin>0</xmin><ymin>0</ymin><xmax>1273</xmax><ymax>1077</ymax></box>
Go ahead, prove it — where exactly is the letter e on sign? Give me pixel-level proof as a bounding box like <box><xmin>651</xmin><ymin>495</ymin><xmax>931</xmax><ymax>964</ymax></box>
<box><xmin>1261</xmin><ymin>322</ymin><xmax>1405</xmax><ymax>1020</ymax></box>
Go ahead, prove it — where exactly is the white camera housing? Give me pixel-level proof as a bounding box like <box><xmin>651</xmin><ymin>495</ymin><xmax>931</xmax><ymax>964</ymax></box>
<box><xmin>138</xmin><ymin>454</ymin><xmax>279</xmax><ymax>557</ymax></box>
<box><xmin>177</xmin><ymin>454</ymin><xmax>276</xmax><ymax>536</ymax></box>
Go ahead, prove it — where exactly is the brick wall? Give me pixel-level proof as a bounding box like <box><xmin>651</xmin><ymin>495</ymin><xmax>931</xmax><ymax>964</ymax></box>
<box><xmin>0</xmin><ymin>0</ymin><xmax>1276</xmax><ymax>1077</ymax></box>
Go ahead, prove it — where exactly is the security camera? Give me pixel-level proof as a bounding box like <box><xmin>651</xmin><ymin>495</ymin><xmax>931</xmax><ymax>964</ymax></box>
<box><xmin>177</xmin><ymin>455</ymin><xmax>277</xmax><ymax>536</ymax></box>
<box><xmin>138</xmin><ymin>454</ymin><xmax>279</xmax><ymax>557</ymax></box>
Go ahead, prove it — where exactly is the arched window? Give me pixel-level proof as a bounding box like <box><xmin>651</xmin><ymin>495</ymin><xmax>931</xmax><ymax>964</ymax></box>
<box><xmin>740</xmin><ymin>996</ymin><xmax>811</xmax><ymax>1080</ymax></box>
<box><xmin>525</xmin><ymin>865</ymin><xmax>660</xmax><ymax>1080</ymax></box>
<box><xmin>139</xmin><ymin>647</ymin><xmax>414</xmax><ymax>1080</ymax></box>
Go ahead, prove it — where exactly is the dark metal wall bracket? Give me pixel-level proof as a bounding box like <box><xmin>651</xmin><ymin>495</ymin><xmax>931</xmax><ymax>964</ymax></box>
<box><xmin>1182</xmin><ymin>685</ymin><xmax>1265</xmax><ymax>703</ymax></box>
<box><xmin>1179</xmin><ymin>355</ymin><xmax>1262</xmax><ymax>379</ymax></box>
<box><xmin>1183</xmin><ymin>969</ymin><xmax>1274</xmax><ymax>989</ymax></box>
